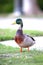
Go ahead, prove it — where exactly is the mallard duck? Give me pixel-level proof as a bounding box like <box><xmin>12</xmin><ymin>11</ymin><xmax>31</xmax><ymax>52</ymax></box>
<box><xmin>12</xmin><ymin>18</ymin><xmax>35</xmax><ymax>52</ymax></box>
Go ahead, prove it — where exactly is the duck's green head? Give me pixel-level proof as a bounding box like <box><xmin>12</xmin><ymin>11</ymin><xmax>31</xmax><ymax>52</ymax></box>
<box><xmin>16</xmin><ymin>18</ymin><xmax>22</xmax><ymax>24</ymax></box>
<box><xmin>12</xmin><ymin>18</ymin><xmax>23</xmax><ymax>27</ymax></box>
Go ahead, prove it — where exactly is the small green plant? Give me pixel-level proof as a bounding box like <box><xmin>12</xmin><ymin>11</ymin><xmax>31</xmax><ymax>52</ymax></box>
<box><xmin>0</xmin><ymin>29</ymin><xmax>43</xmax><ymax>41</ymax></box>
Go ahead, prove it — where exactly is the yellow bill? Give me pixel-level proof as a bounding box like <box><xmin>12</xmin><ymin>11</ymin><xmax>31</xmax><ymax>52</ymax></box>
<box><xmin>12</xmin><ymin>22</ymin><xmax>16</xmax><ymax>25</ymax></box>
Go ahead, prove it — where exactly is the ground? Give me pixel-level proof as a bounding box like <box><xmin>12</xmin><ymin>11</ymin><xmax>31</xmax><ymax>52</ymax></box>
<box><xmin>0</xmin><ymin>44</ymin><xmax>43</xmax><ymax>65</ymax></box>
<box><xmin>0</xmin><ymin>37</ymin><xmax>43</xmax><ymax>50</ymax></box>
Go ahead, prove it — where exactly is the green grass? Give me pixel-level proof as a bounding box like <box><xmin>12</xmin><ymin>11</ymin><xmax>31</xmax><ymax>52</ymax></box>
<box><xmin>0</xmin><ymin>29</ymin><xmax>43</xmax><ymax>41</ymax></box>
<box><xmin>0</xmin><ymin>44</ymin><xmax>43</xmax><ymax>65</ymax></box>
<box><xmin>0</xmin><ymin>44</ymin><xmax>19</xmax><ymax>54</ymax></box>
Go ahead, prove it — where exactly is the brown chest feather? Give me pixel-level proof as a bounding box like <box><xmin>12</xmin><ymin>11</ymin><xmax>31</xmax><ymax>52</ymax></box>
<box><xmin>14</xmin><ymin>36</ymin><xmax>24</xmax><ymax>44</ymax></box>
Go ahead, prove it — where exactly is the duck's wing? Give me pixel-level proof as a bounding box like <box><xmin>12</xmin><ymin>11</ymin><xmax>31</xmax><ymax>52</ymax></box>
<box><xmin>24</xmin><ymin>34</ymin><xmax>35</xmax><ymax>41</ymax></box>
<box><xmin>20</xmin><ymin>34</ymin><xmax>35</xmax><ymax>47</ymax></box>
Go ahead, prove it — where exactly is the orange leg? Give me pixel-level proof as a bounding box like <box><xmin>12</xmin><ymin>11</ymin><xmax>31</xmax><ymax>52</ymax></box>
<box><xmin>20</xmin><ymin>47</ymin><xmax>22</xmax><ymax>52</ymax></box>
<box><xmin>28</xmin><ymin>47</ymin><xmax>30</xmax><ymax>52</ymax></box>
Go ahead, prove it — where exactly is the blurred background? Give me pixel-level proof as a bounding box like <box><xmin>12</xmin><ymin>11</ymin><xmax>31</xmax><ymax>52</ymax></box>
<box><xmin>0</xmin><ymin>1</ymin><xmax>43</xmax><ymax>65</ymax></box>
<box><xmin>0</xmin><ymin>0</ymin><xmax>43</xmax><ymax>16</ymax></box>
